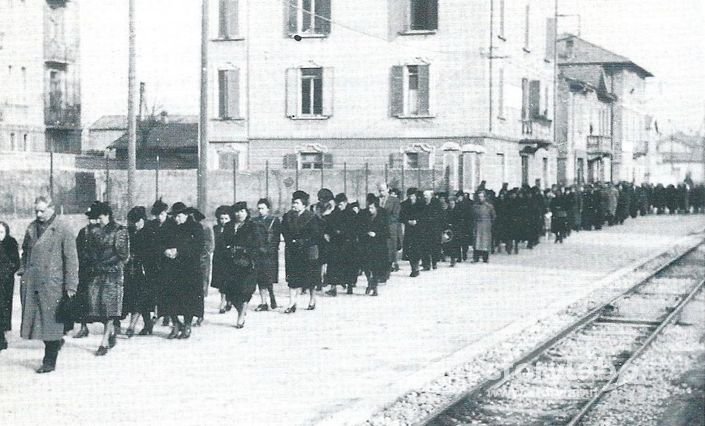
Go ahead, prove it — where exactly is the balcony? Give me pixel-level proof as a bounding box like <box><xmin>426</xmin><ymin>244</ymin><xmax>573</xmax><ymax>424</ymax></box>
<box><xmin>44</xmin><ymin>39</ymin><xmax>77</xmax><ymax>64</ymax></box>
<box><xmin>45</xmin><ymin>105</ymin><xmax>81</xmax><ymax>128</ymax></box>
<box><xmin>587</xmin><ymin>135</ymin><xmax>612</xmax><ymax>157</ymax></box>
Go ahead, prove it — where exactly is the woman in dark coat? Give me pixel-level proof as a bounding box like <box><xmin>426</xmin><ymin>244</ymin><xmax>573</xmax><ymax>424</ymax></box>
<box><xmin>84</xmin><ymin>202</ymin><xmax>130</xmax><ymax>356</ymax></box>
<box><xmin>73</xmin><ymin>203</ymin><xmax>100</xmax><ymax>339</ymax></box>
<box><xmin>222</xmin><ymin>202</ymin><xmax>265</xmax><ymax>327</ymax></box>
<box><xmin>358</xmin><ymin>196</ymin><xmax>389</xmax><ymax>296</ymax></box>
<box><xmin>211</xmin><ymin>205</ymin><xmax>233</xmax><ymax>314</ymax></box>
<box><xmin>550</xmin><ymin>188</ymin><xmax>568</xmax><ymax>243</ymax></box>
<box><xmin>145</xmin><ymin>199</ymin><xmax>175</xmax><ymax>325</ymax></box>
<box><xmin>281</xmin><ymin>190</ymin><xmax>322</xmax><ymax>313</ymax></box>
<box><xmin>123</xmin><ymin>206</ymin><xmax>154</xmax><ymax>337</ymax></box>
<box><xmin>323</xmin><ymin>193</ymin><xmax>357</xmax><ymax>296</ymax></box>
<box><xmin>400</xmin><ymin>188</ymin><xmax>424</xmax><ymax>277</ymax></box>
<box><xmin>253</xmin><ymin>199</ymin><xmax>280</xmax><ymax>310</ymax></box>
<box><xmin>0</xmin><ymin>221</ymin><xmax>20</xmax><ymax>351</ymax></box>
<box><xmin>160</xmin><ymin>202</ymin><xmax>204</xmax><ymax>339</ymax></box>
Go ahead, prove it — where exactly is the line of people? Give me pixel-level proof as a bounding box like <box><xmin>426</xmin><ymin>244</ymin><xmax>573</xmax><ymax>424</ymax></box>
<box><xmin>1</xmin><ymin>177</ymin><xmax>703</xmax><ymax>373</ymax></box>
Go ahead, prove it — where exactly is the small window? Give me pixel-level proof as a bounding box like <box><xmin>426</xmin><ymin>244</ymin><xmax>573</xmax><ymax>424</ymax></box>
<box><xmin>218</xmin><ymin>0</ymin><xmax>239</xmax><ymax>39</ymax></box>
<box><xmin>497</xmin><ymin>153</ymin><xmax>506</xmax><ymax>182</ymax></box>
<box><xmin>300</xmin><ymin>152</ymin><xmax>323</xmax><ymax>169</ymax></box>
<box><xmin>218</xmin><ymin>69</ymin><xmax>240</xmax><ymax>119</ymax></box>
<box><xmin>390</xmin><ymin>64</ymin><xmax>431</xmax><ymax>117</ymax></box>
<box><xmin>301</xmin><ymin>68</ymin><xmax>323</xmax><ymax>116</ymax></box>
<box><xmin>23</xmin><ymin>134</ymin><xmax>29</xmax><ymax>151</ymax></box>
<box><xmin>409</xmin><ymin>0</ymin><xmax>438</xmax><ymax>31</ymax></box>
<box><xmin>542</xmin><ymin>157</ymin><xmax>549</xmax><ymax>186</ymax></box>
<box><xmin>404</xmin><ymin>151</ymin><xmax>430</xmax><ymax>169</ymax></box>
<box><xmin>406</xmin><ymin>152</ymin><xmax>419</xmax><ymax>169</ymax></box>
<box><xmin>287</xmin><ymin>0</ymin><xmax>331</xmax><ymax>36</ymax></box>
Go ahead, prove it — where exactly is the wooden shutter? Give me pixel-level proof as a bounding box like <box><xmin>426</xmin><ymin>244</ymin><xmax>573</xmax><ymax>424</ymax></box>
<box><xmin>218</xmin><ymin>70</ymin><xmax>228</xmax><ymax>118</ymax></box>
<box><xmin>521</xmin><ymin>78</ymin><xmax>529</xmax><ymax>119</ymax></box>
<box><xmin>227</xmin><ymin>0</ymin><xmax>239</xmax><ymax>38</ymax></box>
<box><xmin>428</xmin><ymin>0</ymin><xmax>438</xmax><ymax>31</ymax></box>
<box><xmin>545</xmin><ymin>18</ymin><xmax>556</xmax><ymax>61</ymax></box>
<box><xmin>388</xmin><ymin>0</ymin><xmax>408</xmax><ymax>36</ymax></box>
<box><xmin>389</xmin><ymin>152</ymin><xmax>403</xmax><ymax>169</ymax></box>
<box><xmin>322</xmin><ymin>67</ymin><xmax>334</xmax><ymax>117</ymax></box>
<box><xmin>285</xmin><ymin>68</ymin><xmax>299</xmax><ymax>118</ymax></box>
<box><xmin>283</xmin><ymin>153</ymin><xmax>298</xmax><ymax>169</ymax></box>
<box><xmin>218</xmin><ymin>0</ymin><xmax>228</xmax><ymax>38</ymax></box>
<box><xmin>323</xmin><ymin>153</ymin><xmax>334</xmax><ymax>169</ymax></box>
<box><xmin>524</xmin><ymin>3</ymin><xmax>531</xmax><ymax>49</ymax></box>
<box><xmin>498</xmin><ymin>68</ymin><xmax>504</xmax><ymax>117</ymax></box>
<box><xmin>418</xmin><ymin>64</ymin><xmax>430</xmax><ymax>116</ymax></box>
<box><xmin>390</xmin><ymin>66</ymin><xmax>404</xmax><ymax>117</ymax></box>
<box><xmin>287</xmin><ymin>0</ymin><xmax>298</xmax><ymax>35</ymax></box>
<box><xmin>418</xmin><ymin>152</ymin><xmax>430</xmax><ymax>169</ymax></box>
<box><xmin>315</xmin><ymin>0</ymin><xmax>331</xmax><ymax>35</ymax></box>
<box><xmin>226</xmin><ymin>69</ymin><xmax>240</xmax><ymax>118</ymax></box>
<box><xmin>529</xmin><ymin>80</ymin><xmax>541</xmax><ymax>118</ymax></box>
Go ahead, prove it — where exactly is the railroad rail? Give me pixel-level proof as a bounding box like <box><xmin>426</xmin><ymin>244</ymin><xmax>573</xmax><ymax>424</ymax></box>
<box><xmin>418</xmin><ymin>239</ymin><xmax>705</xmax><ymax>426</ymax></box>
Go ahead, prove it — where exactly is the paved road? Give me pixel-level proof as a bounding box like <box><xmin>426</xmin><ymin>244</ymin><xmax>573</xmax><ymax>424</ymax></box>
<box><xmin>1</xmin><ymin>214</ymin><xmax>704</xmax><ymax>425</ymax></box>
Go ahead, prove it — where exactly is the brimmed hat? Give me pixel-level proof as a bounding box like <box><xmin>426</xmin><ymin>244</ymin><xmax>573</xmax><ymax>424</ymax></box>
<box><xmin>127</xmin><ymin>206</ymin><xmax>147</xmax><ymax>223</ymax></box>
<box><xmin>406</xmin><ymin>187</ymin><xmax>418</xmax><ymax>197</ymax></box>
<box><xmin>215</xmin><ymin>205</ymin><xmax>233</xmax><ymax>219</ymax></box>
<box><xmin>292</xmin><ymin>190</ymin><xmax>310</xmax><ymax>204</ymax></box>
<box><xmin>151</xmin><ymin>198</ymin><xmax>169</xmax><ymax>216</ymax></box>
<box><xmin>92</xmin><ymin>201</ymin><xmax>113</xmax><ymax>217</ymax></box>
<box><xmin>232</xmin><ymin>201</ymin><xmax>248</xmax><ymax>213</ymax></box>
<box><xmin>85</xmin><ymin>200</ymin><xmax>102</xmax><ymax>220</ymax></box>
<box><xmin>366</xmin><ymin>193</ymin><xmax>379</xmax><ymax>206</ymax></box>
<box><xmin>169</xmin><ymin>202</ymin><xmax>188</xmax><ymax>215</ymax></box>
<box><xmin>317</xmin><ymin>188</ymin><xmax>334</xmax><ymax>203</ymax></box>
<box><xmin>185</xmin><ymin>207</ymin><xmax>206</xmax><ymax>222</ymax></box>
<box><xmin>334</xmin><ymin>193</ymin><xmax>348</xmax><ymax>204</ymax></box>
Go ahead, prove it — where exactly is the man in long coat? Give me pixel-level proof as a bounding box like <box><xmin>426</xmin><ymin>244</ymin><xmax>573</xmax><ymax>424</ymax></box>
<box><xmin>378</xmin><ymin>183</ymin><xmax>401</xmax><ymax>279</ymax></box>
<box><xmin>19</xmin><ymin>196</ymin><xmax>79</xmax><ymax>373</ymax></box>
<box><xmin>399</xmin><ymin>188</ymin><xmax>424</xmax><ymax>277</ymax></box>
<box><xmin>472</xmin><ymin>191</ymin><xmax>496</xmax><ymax>263</ymax></box>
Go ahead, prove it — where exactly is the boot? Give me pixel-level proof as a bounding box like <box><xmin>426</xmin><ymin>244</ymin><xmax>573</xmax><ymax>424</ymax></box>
<box><xmin>37</xmin><ymin>340</ymin><xmax>60</xmax><ymax>373</ymax></box>
<box><xmin>138</xmin><ymin>318</ymin><xmax>153</xmax><ymax>336</ymax></box>
<box><xmin>268</xmin><ymin>288</ymin><xmax>277</xmax><ymax>309</ymax></box>
<box><xmin>346</xmin><ymin>284</ymin><xmax>353</xmax><ymax>295</ymax></box>
<box><xmin>325</xmin><ymin>286</ymin><xmax>337</xmax><ymax>297</ymax></box>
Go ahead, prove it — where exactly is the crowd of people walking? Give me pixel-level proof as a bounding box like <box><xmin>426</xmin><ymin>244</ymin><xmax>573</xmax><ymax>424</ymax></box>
<box><xmin>0</xmin><ymin>178</ymin><xmax>703</xmax><ymax>373</ymax></box>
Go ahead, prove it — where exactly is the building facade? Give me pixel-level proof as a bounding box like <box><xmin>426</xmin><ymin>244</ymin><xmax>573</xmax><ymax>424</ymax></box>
<box><xmin>207</xmin><ymin>0</ymin><xmax>558</xmax><ymax>191</ymax></box>
<box><xmin>556</xmin><ymin>34</ymin><xmax>652</xmax><ymax>184</ymax></box>
<box><xmin>0</xmin><ymin>0</ymin><xmax>81</xmax><ymax>155</ymax></box>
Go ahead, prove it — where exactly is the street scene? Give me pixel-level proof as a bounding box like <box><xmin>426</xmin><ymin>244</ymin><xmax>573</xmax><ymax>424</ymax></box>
<box><xmin>1</xmin><ymin>1</ymin><xmax>704</xmax><ymax>425</ymax></box>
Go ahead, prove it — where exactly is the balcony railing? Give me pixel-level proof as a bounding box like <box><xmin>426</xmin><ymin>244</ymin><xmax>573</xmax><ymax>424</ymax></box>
<box><xmin>44</xmin><ymin>39</ymin><xmax>77</xmax><ymax>64</ymax></box>
<box><xmin>586</xmin><ymin>135</ymin><xmax>612</xmax><ymax>156</ymax></box>
<box><xmin>45</xmin><ymin>105</ymin><xmax>81</xmax><ymax>128</ymax></box>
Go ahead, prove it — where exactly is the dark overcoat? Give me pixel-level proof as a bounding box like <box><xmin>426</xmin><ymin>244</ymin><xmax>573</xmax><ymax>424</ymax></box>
<box><xmin>358</xmin><ymin>209</ymin><xmax>390</xmax><ymax>274</ymax></box>
<box><xmin>399</xmin><ymin>199</ymin><xmax>424</xmax><ymax>260</ymax></box>
<box><xmin>221</xmin><ymin>218</ymin><xmax>264</xmax><ymax>305</ymax></box>
<box><xmin>252</xmin><ymin>215</ymin><xmax>281</xmax><ymax>285</ymax></box>
<box><xmin>0</xmin><ymin>237</ymin><xmax>20</xmax><ymax>332</ymax></box>
<box><xmin>20</xmin><ymin>216</ymin><xmax>79</xmax><ymax>341</ymax></box>
<box><xmin>281</xmin><ymin>209</ymin><xmax>322</xmax><ymax>290</ymax></box>
<box><xmin>123</xmin><ymin>225</ymin><xmax>153</xmax><ymax>315</ymax></box>
<box><xmin>145</xmin><ymin>218</ymin><xmax>176</xmax><ymax>315</ymax></box>
<box><xmin>84</xmin><ymin>222</ymin><xmax>129</xmax><ymax>322</ymax></box>
<box><xmin>210</xmin><ymin>223</ymin><xmax>230</xmax><ymax>291</ymax></box>
<box><xmin>160</xmin><ymin>219</ymin><xmax>204</xmax><ymax>317</ymax></box>
<box><xmin>380</xmin><ymin>195</ymin><xmax>401</xmax><ymax>260</ymax></box>
<box><xmin>324</xmin><ymin>207</ymin><xmax>358</xmax><ymax>285</ymax></box>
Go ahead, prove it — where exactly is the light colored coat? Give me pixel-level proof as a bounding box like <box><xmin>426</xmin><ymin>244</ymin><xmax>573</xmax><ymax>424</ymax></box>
<box><xmin>20</xmin><ymin>216</ymin><xmax>79</xmax><ymax>341</ymax></box>
<box><xmin>472</xmin><ymin>202</ymin><xmax>496</xmax><ymax>252</ymax></box>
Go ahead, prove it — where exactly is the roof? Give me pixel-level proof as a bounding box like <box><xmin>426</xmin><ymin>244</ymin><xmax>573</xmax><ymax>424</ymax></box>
<box><xmin>557</xmin><ymin>34</ymin><xmax>653</xmax><ymax>78</ymax></box>
<box><xmin>561</xmin><ymin>64</ymin><xmax>616</xmax><ymax>100</ymax></box>
<box><xmin>109</xmin><ymin>120</ymin><xmax>198</xmax><ymax>151</ymax></box>
<box><xmin>90</xmin><ymin>114</ymin><xmax>198</xmax><ymax>130</ymax></box>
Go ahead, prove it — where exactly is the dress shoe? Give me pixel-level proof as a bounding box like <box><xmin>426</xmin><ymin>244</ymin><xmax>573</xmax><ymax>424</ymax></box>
<box><xmin>270</xmin><ymin>300</ymin><xmax>278</xmax><ymax>309</ymax></box>
<box><xmin>284</xmin><ymin>305</ymin><xmax>297</xmax><ymax>314</ymax></box>
<box><xmin>306</xmin><ymin>303</ymin><xmax>316</xmax><ymax>311</ymax></box>
<box><xmin>95</xmin><ymin>346</ymin><xmax>108</xmax><ymax>356</ymax></box>
<box><xmin>235</xmin><ymin>322</ymin><xmax>245</xmax><ymax>329</ymax></box>
<box><xmin>370</xmin><ymin>288</ymin><xmax>378</xmax><ymax>296</ymax></box>
<box><xmin>218</xmin><ymin>308</ymin><xmax>226</xmax><ymax>314</ymax></box>
<box><xmin>254</xmin><ymin>304</ymin><xmax>269</xmax><ymax>312</ymax></box>
<box><xmin>125</xmin><ymin>328</ymin><xmax>135</xmax><ymax>338</ymax></box>
<box><xmin>410</xmin><ymin>271</ymin><xmax>420</xmax><ymax>277</ymax></box>
<box><xmin>36</xmin><ymin>364</ymin><xmax>55</xmax><ymax>374</ymax></box>
<box><xmin>167</xmin><ymin>326</ymin><xmax>181</xmax><ymax>339</ymax></box>
<box><xmin>325</xmin><ymin>288</ymin><xmax>337</xmax><ymax>297</ymax></box>
<box><xmin>179</xmin><ymin>325</ymin><xmax>191</xmax><ymax>339</ymax></box>
<box><xmin>138</xmin><ymin>324</ymin><xmax>153</xmax><ymax>336</ymax></box>
<box><xmin>194</xmin><ymin>317</ymin><xmax>203</xmax><ymax>327</ymax></box>
<box><xmin>73</xmin><ymin>327</ymin><xmax>89</xmax><ymax>339</ymax></box>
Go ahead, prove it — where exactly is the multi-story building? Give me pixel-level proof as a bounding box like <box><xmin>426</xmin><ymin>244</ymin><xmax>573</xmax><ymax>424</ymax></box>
<box><xmin>207</xmin><ymin>0</ymin><xmax>558</xmax><ymax>191</ymax></box>
<box><xmin>0</xmin><ymin>0</ymin><xmax>81</xmax><ymax>155</ymax></box>
<box><xmin>556</xmin><ymin>34</ymin><xmax>652</xmax><ymax>184</ymax></box>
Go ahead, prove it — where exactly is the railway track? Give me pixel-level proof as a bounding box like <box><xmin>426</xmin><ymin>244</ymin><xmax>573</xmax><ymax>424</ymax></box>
<box><xmin>418</xmin><ymin>241</ymin><xmax>705</xmax><ymax>426</ymax></box>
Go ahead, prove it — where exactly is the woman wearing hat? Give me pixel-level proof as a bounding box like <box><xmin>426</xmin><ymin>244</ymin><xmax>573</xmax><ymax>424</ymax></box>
<box><xmin>358</xmin><ymin>195</ymin><xmax>389</xmax><ymax>296</ymax></box>
<box><xmin>315</xmin><ymin>188</ymin><xmax>335</xmax><ymax>293</ymax></box>
<box><xmin>221</xmin><ymin>202</ymin><xmax>265</xmax><ymax>327</ymax></box>
<box><xmin>399</xmin><ymin>188</ymin><xmax>424</xmax><ymax>277</ymax></box>
<box><xmin>281</xmin><ymin>190</ymin><xmax>322</xmax><ymax>312</ymax></box>
<box><xmin>83</xmin><ymin>202</ymin><xmax>130</xmax><ymax>356</ymax></box>
<box><xmin>145</xmin><ymin>198</ymin><xmax>175</xmax><ymax>326</ymax></box>
<box><xmin>161</xmin><ymin>202</ymin><xmax>205</xmax><ymax>339</ymax></box>
<box><xmin>0</xmin><ymin>221</ymin><xmax>20</xmax><ymax>352</ymax></box>
<box><xmin>211</xmin><ymin>205</ymin><xmax>234</xmax><ymax>313</ymax></box>
<box><xmin>73</xmin><ymin>201</ymin><xmax>101</xmax><ymax>339</ymax></box>
<box><xmin>323</xmin><ymin>193</ymin><xmax>357</xmax><ymax>296</ymax></box>
<box><xmin>123</xmin><ymin>206</ymin><xmax>154</xmax><ymax>337</ymax></box>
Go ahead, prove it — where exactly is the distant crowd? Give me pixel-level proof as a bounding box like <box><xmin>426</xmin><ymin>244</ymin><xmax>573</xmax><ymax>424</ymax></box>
<box><xmin>0</xmin><ymin>177</ymin><xmax>703</xmax><ymax>373</ymax></box>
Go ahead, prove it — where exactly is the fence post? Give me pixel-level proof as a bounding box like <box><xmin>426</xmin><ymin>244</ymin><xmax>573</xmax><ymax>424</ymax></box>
<box><xmin>295</xmin><ymin>166</ymin><xmax>299</xmax><ymax>191</ymax></box>
<box><xmin>343</xmin><ymin>162</ymin><xmax>347</xmax><ymax>194</ymax></box>
<box><xmin>155</xmin><ymin>152</ymin><xmax>160</xmax><ymax>200</ymax></box>
<box><xmin>265</xmin><ymin>160</ymin><xmax>270</xmax><ymax>200</ymax></box>
<box><xmin>321</xmin><ymin>164</ymin><xmax>324</xmax><ymax>189</ymax></box>
<box><xmin>384</xmin><ymin>163</ymin><xmax>388</xmax><ymax>184</ymax></box>
<box><xmin>432</xmin><ymin>167</ymin><xmax>436</xmax><ymax>192</ymax></box>
<box><xmin>233</xmin><ymin>158</ymin><xmax>237</xmax><ymax>203</ymax></box>
<box><xmin>365</xmin><ymin>162</ymin><xmax>369</xmax><ymax>198</ymax></box>
<box><xmin>105</xmin><ymin>156</ymin><xmax>111</xmax><ymax>204</ymax></box>
<box><xmin>417</xmin><ymin>166</ymin><xmax>421</xmax><ymax>189</ymax></box>
<box><xmin>401</xmin><ymin>160</ymin><xmax>405</xmax><ymax>194</ymax></box>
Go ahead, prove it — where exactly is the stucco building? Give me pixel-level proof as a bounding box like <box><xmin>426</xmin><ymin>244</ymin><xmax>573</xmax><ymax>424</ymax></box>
<box><xmin>0</xmin><ymin>0</ymin><xmax>81</xmax><ymax>155</ymax></box>
<box><xmin>207</xmin><ymin>0</ymin><xmax>558</xmax><ymax>191</ymax></box>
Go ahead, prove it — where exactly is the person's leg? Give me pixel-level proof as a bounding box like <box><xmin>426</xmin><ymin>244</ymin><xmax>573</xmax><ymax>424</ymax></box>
<box><xmin>138</xmin><ymin>310</ymin><xmax>153</xmax><ymax>335</ymax></box>
<box><xmin>127</xmin><ymin>312</ymin><xmax>140</xmax><ymax>337</ymax></box>
<box><xmin>96</xmin><ymin>321</ymin><xmax>113</xmax><ymax>356</ymax></box>
<box><xmin>37</xmin><ymin>340</ymin><xmax>62</xmax><ymax>373</ymax></box>
<box><xmin>268</xmin><ymin>286</ymin><xmax>277</xmax><ymax>309</ymax></box>
<box><xmin>167</xmin><ymin>315</ymin><xmax>182</xmax><ymax>339</ymax></box>
<box><xmin>236</xmin><ymin>302</ymin><xmax>247</xmax><ymax>328</ymax></box>
<box><xmin>482</xmin><ymin>251</ymin><xmax>489</xmax><ymax>263</ymax></box>
<box><xmin>180</xmin><ymin>315</ymin><xmax>193</xmax><ymax>339</ymax></box>
<box><xmin>0</xmin><ymin>331</ymin><xmax>7</xmax><ymax>351</ymax></box>
<box><xmin>286</xmin><ymin>287</ymin><xmax>300</xmax><ymax>312</ymax></box>
<box><xmin>472</xmin><ymin>249</ymin><xmax>480</xmax><ymax>263</ymax></box>
<box><xmin>74</xmin><ymin>321</ymin><xmax>89</xmax><ymax>338</ymax></box>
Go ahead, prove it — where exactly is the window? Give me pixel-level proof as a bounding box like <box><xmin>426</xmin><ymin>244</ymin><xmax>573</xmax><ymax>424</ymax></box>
<box><xmin>218</xmin><ymin>0</ymin><xmax>239</xmax><ymax>39</ymax></box>
<box><xmin>406</xmin><ymin>152</ymin><xmax>419</xmax><ymax>169</ymax></box>
<box><xmin>497</xmin><ymin>153</ymin><xmax>506</xmax><ymax>183</ymax></box>
<box><xmin>23</xmin><ymin>134</ymin><xmax>28</xmax><ymax>151</ymax></box>
<box><xmin>391</xmin><ymin>64</ymin><xmax>430</xmax><ymax>117</ymax></box>
<box><xmin>529</xmin><ymin>80</ymin><xmax>541</xmax><ymax>118</ymax></box>
<box><xmin>404</xmin><ymin>151</ymin><xmax>430</xmax><ymax>169</ymax></box>
<box><xmin>299</xmin><ymin>152</ymin><xmax>333</xmax><ymax>169</ymax></box>
<box><xmin>542</xmin><ymin>157</ymin><xmax>549</xmax><ymax>186</ymax></box>
<box><xmin>49</xmin><ymin>70</ymin><xmax>62</xmax><ymax>109</ymax></box>
<box><xmin>523</xmin><ymin>3</ymin><xmax>531</xmax><ymax>51</ymax></box>
<box><xmin>287</xmin><ymin>0</ymin><xmax>331</xmax><ymax>37</ymax></box>
<box><xmin>10</xmin><ymin>133</ymin><xmax>16</xmax><ymax>151</ymax></box>
<box><xmin>498</xmin><ymin>68</ymin><xmax>505</xmax><ymax>118</ymax></box>
<box><xmin>521</xmin><ymin>155</ymin><xmax>529</xmax><ymax>186</ymax></box>
<box><xmin>409</xmin><ymin>0</ymin><xmax>438</xmax><ymax>31</ymax></box>
<box><xmin>217</xmin><ymin>69</ymin><xmax>240</xmax><ymax>119</ymax></box>
<box><xmin>576</xmin><ymin>158</ymin><xmax>585</xmax><ymax>184</ymax></box>
<box><xmin>521</xmin><ymin>78</ymin><xmax>530</xmax><ymax>120</ymax></box>
<box><xmin>286</xmin><ymin>67</ymin><xmax>333</xmax><ymax>119</ymax></box>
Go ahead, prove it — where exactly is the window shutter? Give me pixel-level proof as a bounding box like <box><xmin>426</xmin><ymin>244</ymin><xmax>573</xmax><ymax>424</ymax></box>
<box><xmin>428</xmin><ymin>0</ymin><xmax>438</xmax><ymax>31</ymax></box>
<box><xmin>322</xmin><ymin>67</ymin><xmax>334</xmax><ymax>117</ymax></box>
<box><xmin>498</xmin><ymin>68</ymin><xmax>504</xmax><ymax>117</ymax></box>
<box><xmin>418</xmin><ymin>152</ymin><xmax>430</xmax><ymax>169</ymax></box>
<box><xmin>315</xmin><ymin>0</ymin><xmax>331</xmax><ymax>35</ymax></box>
<box><xmin>529</xmin><ymin>80</ymin><xmax>541</xmax><ymax>118</ymax></box>
<box><xmin>418</xmin><ymin>64</ymin><xmax>430</xmax><ymax>116</ymax></box>
<box><xmin>390</xmin><ymin>66</ymin><xmax>404</xmax><ymax>117</ymax></box>
<box><xmin>287</xmin><ymin>0</ymin><xmax>298</xmax><ymax>35</ymax></box>
<box><xmin>218</xmin><ymin>0</ymin><xmax>228</xmax><ymax>38</ymax></box>
<box><xmin>227</xmin><ymin>0</ymin><xmax>239</xmax><ymax>38</ymax></box>
<box><xmin>389</xmin><ymin>152</ymin><xmax>403</xmax><ymax>169</ymax></box>
<box><xmin>524</xmin><ymin>3</ymin><xmax>531</xmax><ymax>49</ymax></box>
<box><xmin>226</xmin><ymin>68</ymin><xmax>240</xmax><ymax>118</ymax></box>
<box><xmin>218</xmin><ymin>70</ymin><xmax>228</xmax><ymax>118</ymax></box>
<box><xmin>323</xmin><ymin>153</ymin><xmax>334</xmax><ymax>169</ymax></box>
<box><xmin>388</xmin><ymin>0</ymin><xmax>408</xmax><ymax>36</ymax></box>
<box><xmin>545</xmin><ymin>18</ymin><xmax>556</xmax><ymax>61</ymax></box>
<box><xmin>286</xmin><ymin>68</ymin><xmax>299</xmax><ymax>118</ymax></box>
<box><xmin>521</xmin><ymin>78</ymin><xmax>529</xmax><ymax>119</ymax></box>
<box><xmin>283</xmin><ymin>153</ymin><xmax>298</xmax><ymax>169</ymax></box>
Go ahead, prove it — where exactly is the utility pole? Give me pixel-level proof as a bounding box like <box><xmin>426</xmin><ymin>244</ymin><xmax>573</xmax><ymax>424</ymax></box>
<box><xmin>127</xmin><ymin>0</ymin><xmax>137</xmax><ymax>208</ymax></box>
<box><xmin>197</xmin><ymin>0</ymin><xmax>209</xmax><ymax>213</ymax></box>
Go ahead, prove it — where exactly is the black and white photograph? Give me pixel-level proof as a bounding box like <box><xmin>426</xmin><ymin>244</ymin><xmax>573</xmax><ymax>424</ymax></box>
<box><xmin>1</xmin><ymin>0</ymin><xmax>704</xmax><ymax>424</ymax></box>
